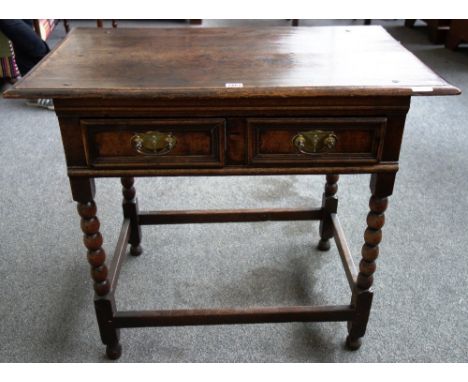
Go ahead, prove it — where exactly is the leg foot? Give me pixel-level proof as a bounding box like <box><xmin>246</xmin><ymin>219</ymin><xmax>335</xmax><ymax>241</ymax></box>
<box><xmin>345</xmin><ymin>335</ymin><xmax>362</xmax><ymax>350</ymax></box>
<box><xmin>445</xmin><ymin>35</ymin><xmax>461</xmax><ymax>50</ymax></box>
<box><xmin>317</xmin><ymin>238</ymin><xmax>331</xmax><ymax>251</ymax></box>
<box><xmin>130</xmin><ymin>244</ymin><xmax>143</xmax><ymax>257</ymax></box>
<box><xmin>106</xmin><ymin>342</ymin><xmax>122</xmax><ymax>360</ymax></box>
<box><xmin>73</xmin><ymin>179</ymin><xmax>121</xmax><ymax>360</ymax></box>
<box><xmin>347</xmin><ymin>173</ymin><xmax>395</xmax><ymax>349</ymax></box>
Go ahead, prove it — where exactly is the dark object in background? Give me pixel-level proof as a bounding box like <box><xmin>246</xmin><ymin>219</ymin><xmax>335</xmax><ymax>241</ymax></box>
<box><xmin>292</xmin><ymin>19</ymin><xmax>372</xmax><ymax>26</ymax></box>
<box><xmin>445</xmin><ymin>19</ymin><xmax>468</xmax><ymax>50</ymax></box>
<box><xmin>0</xmin><ymin>19</ymin><xmax>50</xmax><ymax>75</ymax></box>
<box><xmin>63</xmin><ymin>19</ymin><xmax>118</xmax><ymax>32</ymax></box>
<box><xmin>405</xmin><ymin>19</ymin><xmax>452</xmax><ymax>44</ymax></box>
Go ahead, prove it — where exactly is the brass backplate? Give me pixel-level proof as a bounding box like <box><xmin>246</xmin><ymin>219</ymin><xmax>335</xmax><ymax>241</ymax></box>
<box><xmin>292</xmin><ymin>130</ymin><xmax>337</xmax><ymax>154</ymax></box>
<box><xmin>131</xmin><ymin>131</ymin><xmax>176</xmax><ymax>156</ymax></box>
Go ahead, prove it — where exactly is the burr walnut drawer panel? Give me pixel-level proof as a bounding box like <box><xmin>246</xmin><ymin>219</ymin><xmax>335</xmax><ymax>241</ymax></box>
<box><xmin>81</xmin><ymin>119</ymin><xmax>225</xmax><ymax>168</ymax></box>
<box><xmin>247</xmin><ymin>117</ymin><xmax>387</xmax><ymax>165</ymax></box>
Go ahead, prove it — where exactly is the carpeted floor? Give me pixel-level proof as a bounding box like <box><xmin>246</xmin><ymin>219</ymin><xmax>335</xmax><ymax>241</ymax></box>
<box><xmin>0</xmin><ymin>19</ymin><xmax>467</xmax><ymax>362</ymax></box>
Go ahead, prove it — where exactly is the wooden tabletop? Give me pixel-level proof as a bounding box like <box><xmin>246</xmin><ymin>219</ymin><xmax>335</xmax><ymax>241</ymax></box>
<box><xmin>4</xmin><ymin>26</ymin><xmax>460</xmax><ymax>99</ymax></box>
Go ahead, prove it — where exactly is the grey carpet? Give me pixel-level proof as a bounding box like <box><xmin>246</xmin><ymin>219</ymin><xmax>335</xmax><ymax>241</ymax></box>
<box><xmin>0</xmin><ymin>19</ymin><xmax>467</xmax><ymax>362</ymax></box>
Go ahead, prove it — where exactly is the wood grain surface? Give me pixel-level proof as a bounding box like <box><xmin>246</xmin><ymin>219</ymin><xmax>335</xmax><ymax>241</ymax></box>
<box><xmin>3</xmin><ymin>26</ymin><xmax>460</xmax><ymax>99</ymax></box>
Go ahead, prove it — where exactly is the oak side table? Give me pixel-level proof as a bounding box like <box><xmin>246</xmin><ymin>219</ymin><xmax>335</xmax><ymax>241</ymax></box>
<box><xmin>4</xmin><ymin>26</ymin><xmax>460</xmax><ymax>360</ymax></box>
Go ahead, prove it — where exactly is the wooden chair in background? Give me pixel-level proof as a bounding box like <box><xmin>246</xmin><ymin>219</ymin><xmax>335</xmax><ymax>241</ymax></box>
<box><xmin>63</xmin><ymin>20</ymin><xmax>118</xmax><ymax>33</ymax></box>
<box><xmin>292</xmin><ymin>19</ymin><xmax>371</xmax><ymax>26</ymax></box>
<box><xmin>405</xmin><ymin>19</ymin><xmax>452</xmax><ymax>44</ymax></box>
<box><xmin>445</xmin><ymin>20</ymin><xmax>468</xmax><ymax>50</ymax></box>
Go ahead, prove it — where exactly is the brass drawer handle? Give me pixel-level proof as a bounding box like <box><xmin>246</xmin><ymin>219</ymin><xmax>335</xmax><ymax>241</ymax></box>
<box><xmin>131</xmin><ymin>131</ymin><xmax>176</xmax><ymax>156</ymax></box>
<box><xmin>292</xmin><ymin>130</ymin><xmax>337</xmax><ymax>154</ymax></box>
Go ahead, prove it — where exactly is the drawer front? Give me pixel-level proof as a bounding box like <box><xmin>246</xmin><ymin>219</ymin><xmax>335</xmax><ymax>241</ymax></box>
<box><xmin>248</xmin><ymin>117</ymin><xmax>386</xmax><ymax>165</ymax></box>
<box><xmin>81</xmin><ymin>119</ymin><xmax>225</xmax><ymax>168</ymax></box>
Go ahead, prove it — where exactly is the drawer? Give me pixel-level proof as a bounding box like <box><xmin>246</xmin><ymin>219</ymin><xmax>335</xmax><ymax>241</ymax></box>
<box><xmin>81</xmin><ymin>119</ymin><xmax>225</xmax><ymax>168</ymax></box>
<box><xmin>247</xmin><ymin>117</ymin><xmax>386</xmax><ymax>165</ymax></box>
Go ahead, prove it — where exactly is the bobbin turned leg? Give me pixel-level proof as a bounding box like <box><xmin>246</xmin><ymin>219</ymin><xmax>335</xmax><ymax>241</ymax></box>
<box><xmin>121</xmin><ymin>177</ymin><xmax>143</xmax><ymax>256</ymax></box>
<box><xmin>71</xmin><ymin>177</ymin><xmax>122</xmax><ymax>360</ymax></box>
<box><xmin>346</xmin><ymin>173</ymin><xmax>395</xmax><ymax>350</ymax></box>
<box><xmin>318</xmin><ymin>174</ymin><xmax>339</xmax><ymax>251</ymax></box>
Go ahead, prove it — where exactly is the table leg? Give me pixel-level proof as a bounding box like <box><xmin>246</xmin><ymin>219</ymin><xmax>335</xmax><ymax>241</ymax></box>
<box><xmin>121</xmin><ymin>177</ymin><xmax>143</xmax><ymax>256</ymax></box>
<box><xmin>346</xmin><ymin>172</ymin><xmax>395</xmax><ymax>349</ymax></box>
<box><xmin>318</xmin><ymin>174</ymin><xmax>339</xmax><ymax>251</ymax></box>
<box><xmin>63</xmin><ymin>20</ymin><xmax>70</xmax><ymax>33</ymax></box>
<box><xmin>72</xmin><ymin>178</ymin><xmax>122</xmax><ymax>359</ymax></box>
